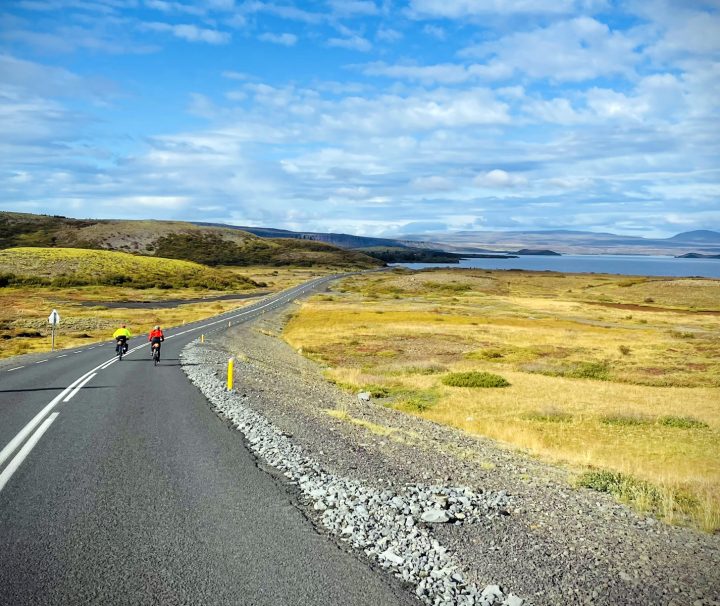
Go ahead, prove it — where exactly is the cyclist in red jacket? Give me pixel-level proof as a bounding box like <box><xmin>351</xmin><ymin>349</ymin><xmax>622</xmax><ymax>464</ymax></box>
<box><xmin>148</xmin><ymin>325</ymin><xmax>165</xmax><ymax>358</ymax></box>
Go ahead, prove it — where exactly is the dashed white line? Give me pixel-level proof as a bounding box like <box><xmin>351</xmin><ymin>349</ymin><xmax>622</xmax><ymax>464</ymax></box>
<box><xmin>35</xmin><ymin>360</ymin><xmax>48</xmax><ymax>364</ymax></box>
<box><xmin>57</xmin><ymin>354</ymin><xmax>67</xmax><ymax>358</ymax></box>
<box><xmin>63</xmin><ymin>373</ymin><xmax>97</xmax><ymax>402</ymax></box>
<box><xmin>73</xmin><ymin>351</ymin><xmax>83</xmax><ymax>354</ymax></box>
<box><xmin>7</xmin><ymin>366</ymin><xmax>24</xmax><ymax>372</ymax></box>
<box><xmin>0</xmin><ymin>413</ymin><xmax>59</xmax><ymax>493</ymax></box>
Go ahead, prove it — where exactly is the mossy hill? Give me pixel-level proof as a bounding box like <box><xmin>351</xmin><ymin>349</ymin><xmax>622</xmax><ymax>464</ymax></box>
<box><xmin>0</xmin><ymin>248</ymin><xmax>260</xmax><ymax>290</ymax></box>
<box><xmin>0</xmin><ymin>212</ymin><xmax>382</xmax><ymax>269</ymax></box>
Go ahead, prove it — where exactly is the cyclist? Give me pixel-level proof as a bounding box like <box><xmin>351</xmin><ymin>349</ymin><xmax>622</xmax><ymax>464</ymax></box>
<box><xmin>148</xmin><ymin>325</ymin><xmax>165</xmax><ymax>359</ymax></box>
<box><xmin>112</xmin><ymin>324</ymin><xmax>132</xmax><ymax>355</ymax></box>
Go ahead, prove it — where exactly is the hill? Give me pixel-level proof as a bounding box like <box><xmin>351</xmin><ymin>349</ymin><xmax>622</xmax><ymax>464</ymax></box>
<box><xmin>0</xmin><ymin>247</ymin><xmax>260</xmax><ymax>290</ymax></box>
<box><xmin>0</xmin><ymin>212</ymin><xmax>382</xmax><ymax>269</ymax></box>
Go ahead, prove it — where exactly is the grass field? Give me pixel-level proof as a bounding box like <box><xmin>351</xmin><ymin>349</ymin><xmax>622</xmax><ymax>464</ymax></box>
<box><xmin>283</xmin><ymin>268</ymin><xmax>720</xmax><ymax>531</ymax></box>
<box><xmin>0</xmin><ymin>247</ymin><xmax>336</xmax><ymax>358</ymax></box>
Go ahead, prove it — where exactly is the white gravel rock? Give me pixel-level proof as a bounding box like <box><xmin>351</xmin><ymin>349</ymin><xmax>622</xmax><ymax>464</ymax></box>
<box><xmin>181</xmin><ymin>341</ymin><xmax>520</xmax><ymax>606</ymax></box>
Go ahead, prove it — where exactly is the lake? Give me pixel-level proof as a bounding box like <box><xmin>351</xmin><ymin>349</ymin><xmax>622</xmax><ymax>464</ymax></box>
<box><xmin>393</xmin><ymin>254</ymin><xmax>720</xmax><ymax>279</ymax></box>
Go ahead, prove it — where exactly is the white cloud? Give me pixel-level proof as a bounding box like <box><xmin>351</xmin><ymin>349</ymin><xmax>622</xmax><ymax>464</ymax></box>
<box><xmin>412</xmin><ymin>176</ymin><xmax>454</xmax><ymax>191</ymax></box>
<box><xmin>376</xmin><ymin>27</ymin><xmax>403</xmax><ymax>42</ymax></box>
<box><xmin>407</xmin><ymin>0</ymin><xmax>602</xmax><ymax>18</ymax></box>
<box><xmin>474</xmin><ymin>169</ymin><xmax>527</xmax><ymax>188</ymax></box>
<box><xmin>142</xmin><ymin>22</ymin><xmax>231</xmax><ymax>44</ymax></box>
<box><xmin>327</xmin><ymin>0</ymin><xmax>378</xmax><ymax>17</ymax></box>
<box><xmin>422</xmin><ymin>24</ymin><xmax>446</xmax><ymax>39</ymax></box>
<box><xmin>328</xmin><ymin>35</ymin><xmax>372</xmax><ymax>52</ymax></box>
<box><xmin>523</xmin><ymin>97</ymin><xmax>585</xmax><ymax>124</ymax></box>
<box><xmin>259</xmin><ymin>32</ymin><xmax>297</xmax><ymax>46</ymax></box>
<box><xmin>462</xmin><ymin>17</ymin><xmax>641</xmax><ymax>82</ymax></box>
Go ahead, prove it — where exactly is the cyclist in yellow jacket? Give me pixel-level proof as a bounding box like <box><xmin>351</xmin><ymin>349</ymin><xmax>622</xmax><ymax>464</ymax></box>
<box><xmin>112</xmin><ymin>324</ymin><xmax>132</xmax><ymax>355</ymax></box>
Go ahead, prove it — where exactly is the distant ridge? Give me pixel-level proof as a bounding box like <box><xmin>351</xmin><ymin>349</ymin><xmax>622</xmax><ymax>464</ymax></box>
<box><xmin>401</xmin><ymin>228</ymin><xmax>720</xmax><ymax>256</ymax></box>
<box><xmin>667</xmin><ymin>230</ymin><xmax>720</xmax><ymax>243</ymax></box>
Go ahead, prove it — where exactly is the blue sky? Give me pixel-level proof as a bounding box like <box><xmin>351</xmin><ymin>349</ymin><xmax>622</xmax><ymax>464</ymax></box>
<box><xmin>1</xmin><ymin>0</ymin><xmax>718</xmax><ymax>238</ymax></box>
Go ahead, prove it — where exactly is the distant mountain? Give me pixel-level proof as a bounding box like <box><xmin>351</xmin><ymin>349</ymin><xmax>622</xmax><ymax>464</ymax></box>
<box><xmin>667</xmin><ymin>230</ymin><xmax>720</xmax><ymax>243</ymax></box>
<box><xmin>401</xmin><ymin>229</ymin><xmax>720</xmax><ymax>256</ymax></box>
<box><xmin>194</xmin><ymin>222</ymin><xmax>431</xmax><ymax>250</ymax></box>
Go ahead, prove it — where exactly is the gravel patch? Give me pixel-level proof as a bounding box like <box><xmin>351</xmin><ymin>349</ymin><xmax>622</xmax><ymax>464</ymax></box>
<box><xmin>181</xmin><ymin>307</ymin><xmax>720</xmax><ymax>606</ymax></box>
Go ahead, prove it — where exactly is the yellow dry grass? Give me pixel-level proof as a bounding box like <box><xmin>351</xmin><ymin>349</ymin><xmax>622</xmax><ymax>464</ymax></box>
<box><xmin>284</xmin><ymin>268</ymin><xmax>720</xmax><ymax>530</ymax></box>
<box><xmin>0</xmin><ymin>265</ymin><xmax>335</xmax><ymax>359</ymax></box>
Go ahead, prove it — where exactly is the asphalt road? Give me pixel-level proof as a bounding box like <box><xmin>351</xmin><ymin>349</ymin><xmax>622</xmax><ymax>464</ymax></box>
<box><xmin>0</xmin><ymin>277</ymin><xmax>414</xmax><ymax>606</ymax></box>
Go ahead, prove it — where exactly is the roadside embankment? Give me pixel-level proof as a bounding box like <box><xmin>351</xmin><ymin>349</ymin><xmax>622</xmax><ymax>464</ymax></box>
<box><xmin>181</xmin><ymin>307</ymin><xmax>720</xmax><ymax>606</ymax></box>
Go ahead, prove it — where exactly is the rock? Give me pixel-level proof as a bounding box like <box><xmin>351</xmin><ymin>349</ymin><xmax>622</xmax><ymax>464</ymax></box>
<box><xmin>503</xmin><ymin>595</ymin><xmax>524</xmax><ymax>606</ymax></box>
<box><xmin>482</xmin><ymin>585</ymin><xmax>504</xmax><ymax>599</ymax></box>
<box><xmin>380</xmin><ymin>548</ymin><xmax>405</xmax><ymax>565</ymax></box>
<box><xmin>421</xmin><ymin>509</ymin><xmax>451</xmax><ymax>523</ymax></box>
<box><xmin>357</xmin><ymin>391</ymin><xmax>371</xmax><ymax>402</ymax></box>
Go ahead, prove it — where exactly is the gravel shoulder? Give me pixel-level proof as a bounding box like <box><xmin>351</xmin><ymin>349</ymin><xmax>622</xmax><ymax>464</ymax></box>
<box><xmin>183</xmin><ymin>305</ymin><xmax>720</xmax><ymax>606</ymax></box>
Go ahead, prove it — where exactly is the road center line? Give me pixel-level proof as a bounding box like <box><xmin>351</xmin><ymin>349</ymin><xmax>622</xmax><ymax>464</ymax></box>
<box><xmin>57</xmin><ymin>354</ymin><xmax>67</xmax><ymax>358</ymax></box>
<box><xmin>7</xmin><ymin>366</ymin><xmax>24</xmax><ymax>372</ymax></box>
<box><xmin>0</xmin><ymin>354</ymin><xmax>118</xmax><ymax>469</ymax></box>
<box><xmin>35</xmin><ymin>360</ymin><xmax>48</xmax><ymax>364</ymax></box>
<box><xmin>0</xmin><ymin>413</ymin><xmax>59</xmax><ymax>493</ymax></box>
<box><xmin>63</xmin><ymin>374</ymin><xmax>97</xmax><ymax>402</ymax></box>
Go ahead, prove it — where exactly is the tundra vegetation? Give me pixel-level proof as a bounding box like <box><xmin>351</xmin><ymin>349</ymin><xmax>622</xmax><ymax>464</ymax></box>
<box><xmin>283</xmin><ymin>268</ymin><xmax>720</xmax><ymax>531</ymax></box>
<box><xmin>0</xmin><ymin>247</ymin><xmax>336</xmax><ymax>358</ymax></box>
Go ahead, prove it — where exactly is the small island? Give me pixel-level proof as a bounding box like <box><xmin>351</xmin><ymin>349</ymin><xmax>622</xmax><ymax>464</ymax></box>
<box><xmin>675</xmin><ymin>253</ymin><xmax>720</xmax><ymax>259</ymax></box>
<box><xmin>513</xmin><ymin>249</ymin><xmax>562</xmax><ymax>256</ymax></box>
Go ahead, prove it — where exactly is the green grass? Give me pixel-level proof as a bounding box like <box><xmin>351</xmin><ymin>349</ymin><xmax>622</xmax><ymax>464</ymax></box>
<box><xmin>523</xmin><ymin>410</ymin><xmax>574</xmax><ymax>423</ymax></box>
<box><xmin>0</xmin><ymin>247</ymin><xmax>256</xmax><ymax>290</ymax></box>
<box><xmin>442</xmin><ymin>371</ymin><xmax>510</xmax><ymax>388</ymax></box>
<box><xmin>601</xmin><ymin>414</ymin><xmax>653</xmax><ymax>427</ymax></box>
<box><xmin>658</xmin><ymin>416</ymin><xmax>709</xmax><ymax>429</ymax></box>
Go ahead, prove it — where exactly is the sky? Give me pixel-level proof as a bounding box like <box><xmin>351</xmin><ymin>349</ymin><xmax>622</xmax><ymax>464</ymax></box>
<box><xmin>1</xmin><ymin>0</ymin><xmax>719</xmax><ymax>238</ymax></box>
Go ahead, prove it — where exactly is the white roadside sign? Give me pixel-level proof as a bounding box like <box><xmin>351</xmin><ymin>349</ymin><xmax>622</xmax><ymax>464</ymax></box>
<box><xmin>48</xmin><ymin>309</ymin><xmax>60</xmax><ymax>326</ymax></box>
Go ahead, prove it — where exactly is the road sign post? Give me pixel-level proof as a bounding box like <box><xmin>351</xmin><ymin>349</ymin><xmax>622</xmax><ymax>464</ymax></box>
<box><xmin>48</xmin><ymin>309</ymin><xmax>60</xmax><ymax>352</ymax></box>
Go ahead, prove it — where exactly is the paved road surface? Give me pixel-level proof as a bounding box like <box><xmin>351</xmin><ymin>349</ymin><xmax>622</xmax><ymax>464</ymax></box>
<box><xmin>0</xmin><ymin>277</ymin><xmax>414</xmax><ymax>605</ymax></box>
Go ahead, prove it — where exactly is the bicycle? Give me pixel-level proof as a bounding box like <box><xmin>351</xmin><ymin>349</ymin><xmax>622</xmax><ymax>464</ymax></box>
<box><xmin>151</xmin><ymin>342</ymin><xmax>161</xmax><ymax>366</ymax></box>
<box><xmin>116</xmin><ymin>338</ymin><xmax>128</xmax><ymax>360</ymax></box>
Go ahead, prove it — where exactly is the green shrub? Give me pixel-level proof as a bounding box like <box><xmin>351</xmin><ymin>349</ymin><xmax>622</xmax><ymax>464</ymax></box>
<box><xmin>658</xmin><ymin>416</ymin><xmax>709</xmax><ymax>429</ymax></box>
<box><xmin>442</xmin><ymin>371</ymin><xmax>510</xmax><ymax>388</ymax></box>
<box><xmin>601</xmin><ymin>414</ymin><xmax>652</xmax><ymax>427</ymax></box>
<box><xmin>393</xmin><ymin>388</ymin><xmax>440</xmax><ymax>412</ymax></box>
<box><xmin>566</xmin><ymin>361</ymin><xmax>611</xmax><ymax>380</ymax></box>
<box><xmin>361</xmin><ymin>384</ymin><xmax>391</xmax><ymax>398</ymax></box>
<box><xmin>523</xmin><ymin>410</ymin><xmax>573</xmax><ymax>423</ymax></box>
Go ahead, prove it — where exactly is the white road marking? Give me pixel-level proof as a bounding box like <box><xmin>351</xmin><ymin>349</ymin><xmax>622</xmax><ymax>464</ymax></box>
<box><xmin>88</xmin><ymin>347</ymin><xmax>95</xmax><ymax>350</ymax></box>
<box><xmin>35</xmin><ymin>360</ymin><xmax>49</xmax><ymax>364</ymax></box>
<box><xmin>0</xmin><ymin>355</ymin><xmax>119</xmax><ymax>469</ymax></box>
<box><xmin>0</xmin><ymin>277</ymin><xmax>334</xmax><ymax>478</ymax></box>
<box><xmin>63</xmin><ymin>373</ymin><xmax>96</xmax><ymax>402</ymax></box>
<box><xmin>57</xmin><ymin>354</ymin><xmax>67</xmax><ymax>358</ymax></box>
<box><xmin>0</xmin><ymin>413</ymin><xmax>59</xmax><ymax>493</ymax></box>
<box><xmin>7</xmin><ymin>366</ymin><xmax>24</xmax><ymax>372</ymax></box>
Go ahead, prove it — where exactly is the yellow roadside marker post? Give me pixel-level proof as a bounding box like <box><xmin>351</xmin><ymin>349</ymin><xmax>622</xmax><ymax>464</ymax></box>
<box><xmin>227</xmin><ymin>357</ymin><xmax>234</xmax><ymax>391</ymax></box>
<box><xmin>201</xmin><ymin>334</ymin><xmax>204</xmax><ymax>344</ymax></box>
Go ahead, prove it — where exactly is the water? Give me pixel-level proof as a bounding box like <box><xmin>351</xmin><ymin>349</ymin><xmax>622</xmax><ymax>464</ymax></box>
<box><xmin>392</xmin><ymin>254</ymin><xmax>720</xmax><ymax>278</ymax></box>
